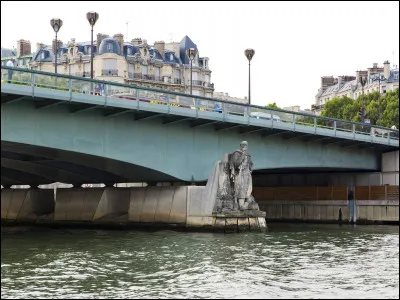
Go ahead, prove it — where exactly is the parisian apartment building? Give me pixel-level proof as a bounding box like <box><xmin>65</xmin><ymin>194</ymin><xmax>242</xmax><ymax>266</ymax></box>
<box><xmin>1</xmin><ymin>35</ymin><xmax>215</xmax><ymax>97</ymax></box>
<box><xmin>313</xmin><ymin>61</ymin><xmax>399</xmax><ymax>115</ymax></box>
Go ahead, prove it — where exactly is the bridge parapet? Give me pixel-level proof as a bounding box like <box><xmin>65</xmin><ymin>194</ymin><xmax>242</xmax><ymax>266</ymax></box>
<box><xmin>1</xmin><ymin>66</ymin><xmax>398</xmax><ymax>147</ymax></box>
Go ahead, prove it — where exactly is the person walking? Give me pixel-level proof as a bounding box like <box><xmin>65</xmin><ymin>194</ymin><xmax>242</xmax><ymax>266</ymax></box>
<box><xmin>6</xmin><ymin>58</ymin><xmax>15</xmax><ymax>83</ymax></box>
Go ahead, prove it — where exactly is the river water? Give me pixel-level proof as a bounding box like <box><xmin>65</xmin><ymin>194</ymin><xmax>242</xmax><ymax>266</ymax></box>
<box><xmin>1</xmin><ymin>223</ymin><xmax>399</xmax><ymax>299</ymax></box>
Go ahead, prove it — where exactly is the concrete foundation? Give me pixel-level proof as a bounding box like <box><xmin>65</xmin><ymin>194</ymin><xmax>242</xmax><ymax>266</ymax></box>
<box><xmin>1</xmin><ymin>188</ymin><xmax>54</xmax><ymax>222</ymax></box>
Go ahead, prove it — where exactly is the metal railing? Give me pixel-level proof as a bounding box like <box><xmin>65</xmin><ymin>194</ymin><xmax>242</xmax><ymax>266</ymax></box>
<box><xmin>101</xmin><ymin>69</ymin><xmax>118</xmax><ymax>76</ymax></box>
<box><xmin>192</xmin><ymin>80</ymin><xmax>203</xmax><ymax>86</ymax></box>
<box><xmin>1</xmin><ymin>66</ymin><xmax>399</xmax><ymax>145</ymax></box>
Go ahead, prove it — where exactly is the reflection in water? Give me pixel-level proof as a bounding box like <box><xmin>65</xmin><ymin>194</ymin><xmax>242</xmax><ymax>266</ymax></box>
<box><xmin>1</xmin><ymin>224</ymin><xmax>399</xmax><ymax>299</ymax></box>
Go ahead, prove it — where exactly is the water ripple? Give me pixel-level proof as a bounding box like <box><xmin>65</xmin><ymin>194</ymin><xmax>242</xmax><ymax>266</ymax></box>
<box><xmin>1</xmin><ymin>224</ymin><xmax>399</xmax><ymax>299</ymax></box>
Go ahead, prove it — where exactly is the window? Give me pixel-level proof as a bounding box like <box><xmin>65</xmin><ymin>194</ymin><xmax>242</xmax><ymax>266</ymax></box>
<box><xmin>205</xmin><ymin>74</ymin><xmax>210</xmax><ymax>83</ymax></box>
<box><xmin>155</xmin><ymin>67</ymin><xmax>160</xmax><ymax>78</ymax></box>
<box><xmin>41</xmin><ymin>52</ymin><xmax>45</xmax><ymax>59</ymax></box>
<box><xmin>174</xmin><ymin>69</ymin><xmax>180</xmax><ymax>79</ymax></box>
<box><xmin>142</xmin><ymin>65</ymin><xmax>148</xmax><ymax>75</ymax></box>
<box><xmin>170</xmin><ymin>53</ymin><xmax>173</xmax><ymax>61</ymax></box>
<box><xmin>127</xmin><ymin>48</ymin><xmax>131</xmax><ymax>55</ymax></box>
<box><xmin>103</xmin><ymin>58</ymin><xmax>117</xmax><ymax>70</ymax></box>
<box><xmin>84</xmin><ymin>63</ymin><xmax>90</xmax><ymax>73</ymax></box>
<box><xmin>192</xmin><ymin>71</ymin><xmax>198</xmax><ymax>80</ymax></box>
<box><xmin>129</xmin><ymin>64</ymin><xmax>134</xmax><ymax>74</ymax></box>
<box><xmin>19</xmin><ymin>59</ymin><xmax>24</xmax><ymax>66</ymax></box>
<box><xmin>70</xmin><ymin>64</ymin><xmax>76</xmax><ymax>74</ymax></box>
<box><xmin>107</xmin><ymin>43</ymin><xmax>113</xmax><ymax>52</ymax></box>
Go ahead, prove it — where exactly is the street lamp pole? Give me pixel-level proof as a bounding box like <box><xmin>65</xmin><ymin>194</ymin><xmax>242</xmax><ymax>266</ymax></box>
<box><xmin>86</xmin><ymin>11</ymin><xmax>99</xmax><ymax>92</ymax></box>
<box><xmin>50</xmin><ymin>18</ymin><xmax>63</xmax><ymax>74</ymax></box>
<box><xmin>360</xmin><ymin>76</ymin><xmax>367</xmax><ymax>123</ymax></box>
<box><xmin>186</xmin><ymin>48</ymin><xmax>197</xmax><ymax>95</ymax></box>
<box><xmin>244</xmin><ymin>49</ymin><xmax>255</xmax><ymax>105</ymax></box>
<box><xmin>378</xmin><ymin>75</ymin><xmax>381</xmax><ymax>126</ymax></box>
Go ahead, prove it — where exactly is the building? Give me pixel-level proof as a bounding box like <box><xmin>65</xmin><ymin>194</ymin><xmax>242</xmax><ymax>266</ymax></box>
<box><xmin>213</xmin><ymin>92</ymin><xmax>248</xmax><ymax>104</ymax></box>
<box><xmin>314</xmin><ymin>61</ymin><xmax>399</xmax><ymax>115</ymax></box>
<box><xmin>23</xmin><ymin>34</ymin><xmax>214</xmax><ymax>97</ymax></box>
<box><xmin>1</xmin><ymin>39</ymin><xmax>34</xmax><ymax>68</ymax></box>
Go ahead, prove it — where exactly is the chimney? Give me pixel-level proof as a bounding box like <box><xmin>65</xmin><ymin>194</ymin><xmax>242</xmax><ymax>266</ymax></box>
<box><xmin>52</xmin><ymin>39</ymin><xmax>63</xmax><ymax>55</ymax></box>
<box><xmin>383</xmin><ymin>60</ymin><xmax>390</xmax><ymax>79</ymax></box>
<box><xmin>154</xmin><ymin>41</ymin><xmax>165</xmax><ymax>57</ymax></box>
<box><xmin>113</xmin><ymin>33</ymin><xmax>124</xmax><ymax>55</ymax></box>
<box><xmin>17</xmin><ymin>39</ymin><xmax>31</xmax><ymax>57</ymax></box>
<box><xmin>337</xmin><ymin>76</ymin><xmax>343</xmax><ymax>88</ymax></box>
<box><xmin>36</xmin><ymin>42</ymin><xmax>44</xmax><ymax>52</ymax></box>
<box><xmin>131</xmin><ymin>38</ymin><xmax>142</xmax><ymax>46</ymax></box>
<box><xmin>96</xmin><ymin>33</ymin><xmax>109</xmax><ymax>51</ymax></box>
<box><xmin>321</xmin><ymin>76</ymin><xmax>335</xmax><ymax>92</ymax></box>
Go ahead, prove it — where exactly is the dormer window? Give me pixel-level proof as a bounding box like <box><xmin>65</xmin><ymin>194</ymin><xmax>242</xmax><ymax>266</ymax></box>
<box><xmin>127</xmin><ymin>48</ymin><xmax>131</xmax><ymax>55</ymax></box>
<box><xmin>41</xmin><ymin>52</ymin><xmax>45</xmax><ymax>59</ymax></box>
<box><xmin>170</xmin><ymin>53</ymin><xmax>173</xmax><ymax>61</ymax></box>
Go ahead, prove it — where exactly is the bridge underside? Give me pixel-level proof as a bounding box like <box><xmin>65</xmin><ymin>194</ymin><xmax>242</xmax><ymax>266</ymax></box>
<box><xmin>1</xmin><ymin>141</ymin><xmax>178</xmax><ymax>187</ymax></box>
<box><xmin>1</xmin><ymin>141</ymin><xmax>378</xmax><ymax>187</ymax></box>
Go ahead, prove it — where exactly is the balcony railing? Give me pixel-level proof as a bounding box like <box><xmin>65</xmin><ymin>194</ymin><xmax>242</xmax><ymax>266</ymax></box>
<box><xmin>174</xmin><ymin>78</ymin><xmax>181</xmax><ymax>84</ymax></box>
<box><xmin>205</xmin><ymin>82</ymin><xmax>214</xmax><ymax>88</ymax></box>
<box><xmin>102</xmin><ymin>69</ymin><xmax>118</xmax><ymax>76</ymax></box>
<box><xmin>142</xmin><ymin>74</ymin><xmax>154</xmax><ymax>80</ymax></box>
<box><xmin>128</xmin><ymin>73</ymin><xmax>162</xmax><ymax>82</ymax></box>
<box><xmin>75</xmin><ymin>71</ymin><xmax>91</xmax><ymax>77</ymax></box>
<box><xmin>192</xmin><ymin>80</ymin><xmax>203</xmax><ymax>86</ymax></box>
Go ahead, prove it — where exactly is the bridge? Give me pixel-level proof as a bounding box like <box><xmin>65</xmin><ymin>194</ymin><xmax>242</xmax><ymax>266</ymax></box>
<box><xmin>1</xmin><ymin>66</ymin><xmax>399</xmax><ymax>187</ymax></box>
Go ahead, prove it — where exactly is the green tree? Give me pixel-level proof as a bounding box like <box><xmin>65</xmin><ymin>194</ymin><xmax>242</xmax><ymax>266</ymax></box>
<box><xmin>321</xmin><ymin>96</ymin><xmax>354</xmax><ymax>120</ymax></box>
<box><xmin>265</xmin><ymin>102</ymin><xmax>280</xmax><ymax>109</ymax></box>
<box><xmin>320</xmin><ymin>88</ymin><xmax>398</xmax><ymax>128</ymax></box>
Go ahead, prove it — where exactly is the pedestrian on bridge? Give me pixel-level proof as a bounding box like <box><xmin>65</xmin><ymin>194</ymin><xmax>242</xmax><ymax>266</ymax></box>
<box><xmin>6</xmin><ymin>58</ymin><xmax>15</xmax><ymax>83</ymax></box>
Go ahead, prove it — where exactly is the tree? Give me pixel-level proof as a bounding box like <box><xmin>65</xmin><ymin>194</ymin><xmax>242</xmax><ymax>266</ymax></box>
<box><xmin>321</xmin><ymin>96</ymin><xmax>354</xmax><ymax>120</ymax></box>
<box><xmin>320</xmin><ymin>88</ymin><xmax>398</xmax><ymax>128</ymax></box>
<box><xmin>265</xmin><ymin>102</ymin><xmax>280</xmax><ymax>109</ymax></box>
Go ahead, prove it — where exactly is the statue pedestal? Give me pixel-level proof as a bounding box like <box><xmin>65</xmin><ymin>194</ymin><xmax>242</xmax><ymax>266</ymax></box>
<box><xmin>212</xmin><ymin>210</ymin><xmax>267</xmax><ymax>233</ymax></box>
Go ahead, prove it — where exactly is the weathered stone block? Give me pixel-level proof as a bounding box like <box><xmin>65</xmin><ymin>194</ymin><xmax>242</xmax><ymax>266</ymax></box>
<box><xmin>214</xmin><ymin>218</ymin><xmax>225</xmax><ymax>232</ymax></box>
<box><xmin>225</xmin><ymin>218</ymin><xmax>238</xmax><ymax>233</ymax></box>
<box><xmin>237</xmin><ymin>218</ymin><xmax>250</xmax><ymax>232</ymax></box>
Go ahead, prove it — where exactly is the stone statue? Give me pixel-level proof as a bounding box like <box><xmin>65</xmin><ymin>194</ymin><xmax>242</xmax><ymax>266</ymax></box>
<box><xmin>229</xmin><ymin>141</ymin><xmax>256</xmax><ymax>211</ymax></box>
<box><xmin>214</xmin><ymin>141</ymin><xmax>259</xmax><ymax>213</ymax></box>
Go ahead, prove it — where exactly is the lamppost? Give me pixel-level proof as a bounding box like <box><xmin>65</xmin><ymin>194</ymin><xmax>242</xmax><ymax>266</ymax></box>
<box><xmin>50</xmin><ymin>18</ymin><xmax>63</xmax><ymax>74</ymax></box>
<box><xmin>360</xmin><ymin>76</ymin><xmax>367</xmax><ymax>123</ymax></box>
<box><xmin>244</xmin><ymin>49</ymin><xmax>255</xmax><ymax>105</ymax></box>
<box><xmin>86</xmin><ymin>11</ymin><xmax>99</xmax><ymax>81</ymax></box>
<box><xmin>186</xmin><ymin>48</ymin><xmax>197</xmax><ymax>95</ymax></box>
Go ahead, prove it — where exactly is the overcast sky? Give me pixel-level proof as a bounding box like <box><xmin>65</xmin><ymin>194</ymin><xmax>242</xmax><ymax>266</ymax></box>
<box><xmin>1</xmin><ymin>1</ymin><xmax>399</xmax><ymax>109</ymax></box>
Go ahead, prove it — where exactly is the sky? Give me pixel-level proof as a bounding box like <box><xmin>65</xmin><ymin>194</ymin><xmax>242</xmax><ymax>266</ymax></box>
<box><xmin>1</xmin><ymin>1</ymin><xmax>399</xmax><ymax>109</ymax></box>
